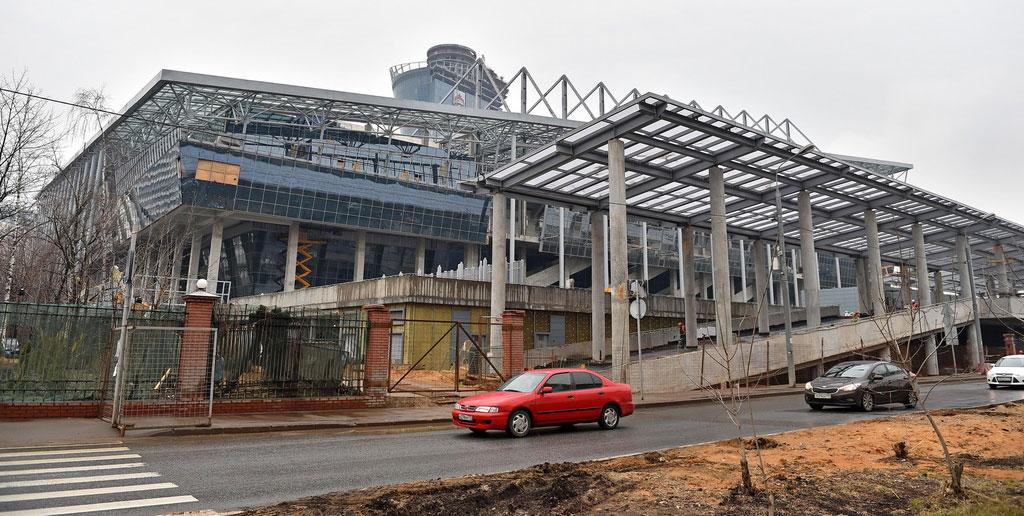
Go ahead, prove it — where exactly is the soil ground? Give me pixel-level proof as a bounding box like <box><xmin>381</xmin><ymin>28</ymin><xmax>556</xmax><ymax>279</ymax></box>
<box><xmin>243</xmin><ymin>401</ymin><xmax>1024</xmax><ymax>515</ymax></box>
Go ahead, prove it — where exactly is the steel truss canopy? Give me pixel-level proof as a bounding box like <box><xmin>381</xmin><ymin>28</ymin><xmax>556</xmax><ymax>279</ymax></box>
<box><xmin>47</xmin><ymin>69</ymin><xmax>579</xmax><ymax>194</ymax></box>
<box><xmin>481</xmin><ymin>94</ymin><xmax>1024</xmax><ymax>286</ymax></box>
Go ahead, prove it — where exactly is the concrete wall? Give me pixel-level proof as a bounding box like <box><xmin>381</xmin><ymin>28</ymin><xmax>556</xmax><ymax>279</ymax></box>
<box><xmin>233</xmin><ymin>275</ymin><xmax>837</xmax><ymax>323</ymax></box>
<box><xmin>627</xmin><ymin>300</ymin><xmax>977</xmax><ymax>394</ymax></box>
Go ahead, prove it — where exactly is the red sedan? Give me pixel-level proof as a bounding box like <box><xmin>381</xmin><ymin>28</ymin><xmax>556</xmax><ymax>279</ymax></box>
<box><xmin>452</xmin><ymin>368</ymin><xmax>634</xmax><ymax>437</ymax></box>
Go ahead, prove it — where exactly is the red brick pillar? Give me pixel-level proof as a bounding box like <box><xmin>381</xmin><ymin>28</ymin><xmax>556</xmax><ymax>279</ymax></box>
<box><xmin>501</xmin><ymin>310</ymin><xmax>525</xmax><ymax>378</ymax></box>
<box><xmin>363</xmin><ymin>305</ymin><xmax>392</xmax><ymax>404</ymax></box>
<box><xmin>179</xmin><ymin>291</ymin><xmax>218</xmax><ymax>403</ymax></box>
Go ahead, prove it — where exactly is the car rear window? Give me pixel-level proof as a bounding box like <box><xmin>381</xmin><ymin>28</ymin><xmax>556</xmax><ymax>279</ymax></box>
<box><xmin>572</xmin><ymin>372</ymin><xmax>602</xmax><ymax>390</ymax></box>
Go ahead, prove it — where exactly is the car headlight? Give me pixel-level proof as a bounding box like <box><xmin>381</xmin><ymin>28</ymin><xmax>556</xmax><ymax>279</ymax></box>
<box><xmin>453</xmin><ymin>403</ymin><xmax>464</xmax><ymax>410</ymax></box>
<box><xmin>804</xmin><ymin>382</ymin><xmax>813</xmax><ymax>391</ymax></box>
<box><xmin>837</xmin><ymin>383</ymin><xmax>861</xmax><ymax>392</ymax></box>
<box><xmin>474</xmin><ymin>406</ymin><xmax>499</xmax><ymax>413</ymax></box>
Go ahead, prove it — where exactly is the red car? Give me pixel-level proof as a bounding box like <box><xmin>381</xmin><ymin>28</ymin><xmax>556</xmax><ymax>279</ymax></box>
<box><xmin>452</xmin><ymin>368</ymin><xmax>634</xmax><ymax>437</ymax></box>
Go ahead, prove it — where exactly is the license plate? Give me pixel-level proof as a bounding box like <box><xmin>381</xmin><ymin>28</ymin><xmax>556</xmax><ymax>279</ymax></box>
<box><xmin>458</xmin><ymin>413</ymin><xmax>473</xmax><ymax>421</ymax></box>
<box><xmin>814</xmin><ymin>393</ymin><xmax>831</xmax><ymax>399</ymax></box>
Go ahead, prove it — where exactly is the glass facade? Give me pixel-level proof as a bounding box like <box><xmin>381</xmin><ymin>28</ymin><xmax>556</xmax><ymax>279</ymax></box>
<box><xmin>176</xmin><ymin>143</ymin><xmax>491</xmax><ymax>243</ymax></box>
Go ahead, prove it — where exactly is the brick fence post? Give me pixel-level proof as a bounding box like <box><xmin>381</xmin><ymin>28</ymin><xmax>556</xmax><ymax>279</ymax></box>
<box><xmin>179</xmin><ymin>289</ymin><xmax>218</xmax><ymax>403</ymax></box>
<box><xmin>501</xmin><ymin>310</ymin><xmax>524</xmax><ymax>378</ymax></box>
<box><xmin>363</xmin><ymin>305</ymin><xmax>391</xmax><ymax>402</ymax></box>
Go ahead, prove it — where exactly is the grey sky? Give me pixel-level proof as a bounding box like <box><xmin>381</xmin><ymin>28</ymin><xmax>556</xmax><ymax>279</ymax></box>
<box><xmin>2</xmin><ymin>0</ymin><xmax>1022</xmax><ymax>220</ymax></box>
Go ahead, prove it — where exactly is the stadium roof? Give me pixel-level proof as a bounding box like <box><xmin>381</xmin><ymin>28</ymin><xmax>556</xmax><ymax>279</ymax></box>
<box><xmin>480</xmin><ymin>93</ymin><xmax>1024</xmax><ymax>286</ymax></box>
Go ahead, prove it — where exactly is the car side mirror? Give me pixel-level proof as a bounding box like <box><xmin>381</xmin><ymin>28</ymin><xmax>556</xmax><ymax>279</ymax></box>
<box><xmin>541</xmin><ymin>386</ymin><xmax>554</xmax><ymax>394</ymax></box>
<box><xmin>871</xmin><ymin>373</ymin><xmax>883</xmax><ymax>381</ymax></box>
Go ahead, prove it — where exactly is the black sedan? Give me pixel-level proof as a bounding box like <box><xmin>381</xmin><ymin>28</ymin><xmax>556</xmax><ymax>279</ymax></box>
<box><xmin>804</xmin><ymin>360</ymin><xmax>918</xmax><ymax>411</ymax></box>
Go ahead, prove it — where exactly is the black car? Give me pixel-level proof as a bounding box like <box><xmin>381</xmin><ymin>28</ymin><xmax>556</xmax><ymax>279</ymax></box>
<box><xmin>804</xmin><ymin>360</ymin><xmax>918</xmax><ymax>412</ymax></box>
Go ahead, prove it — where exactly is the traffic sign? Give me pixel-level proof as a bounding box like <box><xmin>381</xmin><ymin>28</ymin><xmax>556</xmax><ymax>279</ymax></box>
<box><xmin>629</xmin><ymin>298</ymin><xmax>647</xmax><ymax>319</ymax></box>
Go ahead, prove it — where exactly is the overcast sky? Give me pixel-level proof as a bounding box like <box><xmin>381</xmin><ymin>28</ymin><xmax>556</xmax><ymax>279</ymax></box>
<box><xmin>2</xmin><ymin>0</ymin><xmax>1022</xmax><ymax>220</ymax></box>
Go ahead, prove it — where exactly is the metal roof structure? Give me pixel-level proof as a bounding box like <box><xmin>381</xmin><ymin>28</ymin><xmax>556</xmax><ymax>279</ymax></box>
<box><xmin>45</xmin><ymin>69</ymin><xmax>579</xmax><ymax>195</ymax></box>
<box><xmin>480</xmin><ymin>94</ymin><xmax>1024</xmax><ymax>287</ymax></box>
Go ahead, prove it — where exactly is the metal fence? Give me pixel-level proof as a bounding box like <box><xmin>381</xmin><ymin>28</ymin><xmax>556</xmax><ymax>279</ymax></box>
<box><xmin>104</xmin><ymin>326</ymin><xmax>218</xmax><ymax>429</ymax></box>
<box><xmin>388</xmin><ymin>319</ymin><xmax>503</xmax><ymax>393</ymax></box>
<box><xmin>0</xmin><ymin>303</ymin><xmax>183</xmax><ymax>402</ymax></box>
<box><xmin>213</xmin><ymin>306</ymin><xmax>367</xmax><ymax>399</ymax></box>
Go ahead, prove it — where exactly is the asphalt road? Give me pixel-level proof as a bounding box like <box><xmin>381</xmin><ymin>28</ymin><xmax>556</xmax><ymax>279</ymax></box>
<box><xmin>2</xmin><ymin>381</ymin><xmax>1021</xmax><ymax>514</ymax></box>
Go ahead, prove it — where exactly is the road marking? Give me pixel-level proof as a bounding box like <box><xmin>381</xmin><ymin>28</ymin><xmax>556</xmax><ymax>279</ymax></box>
<box><xmin>0</xmin><ymin>454</ymin><xmax>141</xmax><ymax>467</ymax></box>
<box><xmin>0</xmin><ymin>495</ymin><xmax>198</xmax><ymax>515</ymax></box>
<box><xmin>0</xmin><ymin>482</ymin><xmax>177</xmax><ymax>502</ymax></box>
<box><xmin>0</xmin><ymin>447</ymin><xmax>130</xmax><ymax>459</ymax></box>
<box><xmin>0</xmin><ymin>472</ymin><xmax>161</xmax><ymax>489</ymax></box>
<box><xmin>0</xmin><ymin>463</ymin><xmax>145</xmax><ymax>477</ymax></box>
<box><xmin>0</xmin><ymin>442</ymin><xmax>122</xmax><ymax>453</ymax></box>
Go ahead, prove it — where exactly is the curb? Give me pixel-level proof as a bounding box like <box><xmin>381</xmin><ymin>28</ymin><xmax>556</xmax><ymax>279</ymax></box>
<box><xmin>143</xmin><ymin>417</ymin><xmax>452</xmax><ymax>437</ymax></box>
<box><xmin>138</xmin><ymin>376</ymin><xmax>987</xmax><ymax>437</ymax></box>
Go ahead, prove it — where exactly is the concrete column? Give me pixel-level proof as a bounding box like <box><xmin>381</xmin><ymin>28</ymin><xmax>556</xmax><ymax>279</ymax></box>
<box><xmin>464</xmin><ymin>243</ymin><xmax>480</xmax><ymax>267</ymax></box>
<box><xmin>283</xmin><ymin>223</ymin><xmax>299</xmax><ymax>291</ymax></box>
<box><xmin>590</xmin><ymin>211</ymin><xmax>606</xmax><ymax>362</ymax></box>
<box><xmin>682</xmin><ymin>225</ymin><xmax>698</xmax><ymax>348</ymax></box>
<box><xmin>738</xmin><ymin>239</ymin><xmax>748</xmax><ymax>302</ymax></box>
<box><xmin>353</xmin><ymin>231</ymin><xmax>366</xmax><ymax>282</ymax></box>
<box><xmin>933</xmin><ymin>270</ymin><xmax>945</xmax><ymax>303</ymax></box>
<box><xmin>489</xmin><ymin>192</ymin><xmax>509</xmax><ymax>367</ymax></box>
<box><xmin>993</xmin><ymin>243</ymin><xmax>1010</xmax><ymax>295</ymax></box>
<box><xmin>205</xmin><ymin>220</ymin><xmax>224</xmax><ymax>286</ymax></box>
<box><xmin>641</xmin><ymin>222</ymin><xmax>650</xmax><ymax>284</ymax></box>
<box><xmin>767</xmin><ymin>243</ymin><xmax>776</xmax><ymax>305</ymax></box>
<box><xmin>753</xmin><ymin>239</ymin><xmax>770</xmax><ymax>333</ymax></box>
<box><xmin>856</xmin><ymin>257</ymin><xmax>869</xmax><ymax>313</ymax></box>
<box><xmin>558</xmin><ymin>207</ymin><xmax>566</xmax><ymax>288</ymax></box>
<box><xmin>187</xmin><ymin>232</ymin><xmax>202</xmax><ymax>291</ymax></box>
<box><xmin>901</xmin><ymin>265</ymin><xmax>913</xmax><ymax>308</ymax></box>
<box><xmin>957</xmin><ymin>234</ymin><xmax>981</xmax><ymax>368</ymax></box>
<box><xmin>416</xmin><ymin>238</ymin><xmax>426</xmax><ymax>275</ymax></box>
<box><xmin>791</xmin><ymin>248</ymin><xmax>800</xmax><ymax>307</ymax></box>
<box><xmin>864</xmin><ymin>209</ymin><xmax>886</xmax><ymax>315</ymax></box>
<box><xmin>709</xmin><ymin>166</ymin><xmax>734</xmax><ymax>348</ymax></box>
<box><xmin>913</xmin><ymin>222</ymin><xmax>939</xmax><ymax>375</ymax></box>
<box><xmin>608</xmin><ymin>139</ymin><xmax>630</xmax><ymax>381</ymax></box>
<box><xmin>603</xmin><ymin>214</ymin><xmax>610</xmax><ymax>288</ymax></box>
<box><xmin>509</xmin><ymin>199</ymin><xmax>516</xmax><ymax>279</ymax></box>
<box><xmin>797</xmin><ymin>191</ymin><xmax>821</xmax><ymax>327</ymax></box>
<box><xmin>169</xmin><ymin>239</ymin><xmax>185</xmax><ymax>297</ymax></box>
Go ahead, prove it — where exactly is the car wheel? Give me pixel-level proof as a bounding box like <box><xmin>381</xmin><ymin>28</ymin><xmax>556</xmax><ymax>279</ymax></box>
<box><xmin>808</xmin><ymin>403</ymin><xmax>823</xmax><ymax>411</ymax></box>
<box><xmin>904</xmin><ymin>389</ymin><xmax>918</xmax><ymax>409</ymax></box>
<box><xmin>598</xmin><ymin>404</ymin><xmax>620</xmax><ymax>430</ymax></box>
<box><xmin>988</xmin><ymin>383</ymin><xmax>998</xmax><ymax>390</ymax></box>
<box><xmin>470</xmin><ymin>428</ymin><xmax>486</xmax><ymax>436</ymax></box>
<box><xmin>506</xmin><ymin>409</ymin><xmax>531</xmax><ymax>438</ymax></box>
<box><xmin>860</xmin><ymin>391</ymin><xmax>874</xmax><ymax>412</ymax></box>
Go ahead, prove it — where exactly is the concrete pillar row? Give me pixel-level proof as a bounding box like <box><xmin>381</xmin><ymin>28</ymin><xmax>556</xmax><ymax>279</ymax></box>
<box><xmin>855</xmin><ymin>256</ymin><xmax>870</xmax><ymax>313</ymax></box>
<box><xmin>913</xmin><ymin>222</ymin><xmax>939</xmax><ymax>375</ymax></box>
<box><xmin>709</xmin><ymin>166</ymin><xmax>734</xmax><ymax>349</ymax></box>
<box><xmin>797</xmin><ymin>191</ymin><xmax>821</xmax><ymax>328</ymax></box>
<box><xmin>956</xmin><ymin>234</ymin><xmax>982</xmax><ymax>369</ymax></box>
<box><xmin>354</xmin><ymin>230</ymin><xmax>367</xmax><ymax>282</ymax></box>
<box><xmin>863</xmin><ymin>209</ymin><xmax>886</xmax><ymax>315</ymax></box>
<box><xmin>993</xmin><ymin>243</ymin><xmax>1010</xmax><ymax>295</ymax></box>
<box><xmin>590</xmin><ymin>210</ymin><xmax>606</xmax><ymax>362</ymax></box>
<box><xmin>933</xmin><ymin>270</ymin><xmax>945</xmax><ymax>303</ymax></box>
<box><xmin>205</xmin><ymin>220</ymin><xmax>224</xmax><ymax>286</ymax></box>
<box><xmin>608</xmin><ymin>139</ymin><xmax>630</xmax><ymax>382</ymax></box>
<box><xmin>283</xmin><ymin>222</ymin><xmax>299</xmax><ymax>292</ymax></box>
<box><xmin>752</xmin><ymin>238</ymin><xmax>770</xmax><ymax>334</ymax></box>
<box><xmin>186</xmin><ymin>232</ymin><xmax>202</xmax><ymax>292</ymax></box>
<box><xmin>681</xmin><ymin>225</ymin><xmax>698</xmax><ymax>347</ymax></box>
<box><xmin>489</xmin><ymin>192</ymin><xmax>509</xmax><ymax>367</ymax></box>
<box><xmin>415</xmin><ymin>238</ymin><xmax>427</xmax><ymax>275</ymax></box>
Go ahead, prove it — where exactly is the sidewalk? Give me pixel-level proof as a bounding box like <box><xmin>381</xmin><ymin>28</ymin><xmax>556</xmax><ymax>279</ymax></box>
<box><xmin>0</xmin><ymin>374</ymin><xmax>985</xmax><ymax>445</ymax></box>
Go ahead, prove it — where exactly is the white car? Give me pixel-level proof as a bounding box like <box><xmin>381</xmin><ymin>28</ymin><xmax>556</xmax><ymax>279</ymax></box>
<box><xmin>987</xmin><ymin>355</ymin><xmax>1024</xmax><ymax>389</ymax></box>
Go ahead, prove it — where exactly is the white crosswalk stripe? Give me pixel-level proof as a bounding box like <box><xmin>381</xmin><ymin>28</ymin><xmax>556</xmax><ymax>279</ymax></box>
<box><xmin>0</xmin><ymin>444</ymin><xmax>197</xmax><ymax>515</ymax></box>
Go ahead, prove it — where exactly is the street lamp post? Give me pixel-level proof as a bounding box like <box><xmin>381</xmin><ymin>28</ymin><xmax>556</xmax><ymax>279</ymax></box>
<box><xmin>774</xmin><ymin>143</ymin><xmax>815</xmax><ymax>387</ymax></box>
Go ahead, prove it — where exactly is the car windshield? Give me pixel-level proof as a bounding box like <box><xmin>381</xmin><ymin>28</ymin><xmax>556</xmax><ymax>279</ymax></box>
<box><xmin>995</xmin><ymin>357</ymin><xmax>1024</xmax><ymax>368</ymax></box>
<box><xmin>498</xmin><ymin>372</ymin><xmax>548</xmax><ymax>393</ymax></box>
<box><xmin>823</xmin><ymin>363</ymin><xmax>874</xmax><ymax>378</ymax></box>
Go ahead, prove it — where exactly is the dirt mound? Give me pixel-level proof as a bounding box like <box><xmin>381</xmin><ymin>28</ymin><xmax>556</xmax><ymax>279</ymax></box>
<box><xmin>743</xmin><ymin>437</ymin><xmax>780</xmax><ymax>450</ymax></box>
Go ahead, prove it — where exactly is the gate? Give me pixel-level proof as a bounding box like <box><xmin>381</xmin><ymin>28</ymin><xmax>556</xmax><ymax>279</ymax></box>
<box><xmin>388</xmin><ymin>319</ymin><xmax>504</xmax><ymax>393</ymax></box>
<box><xmin>102</xmin><ymin>326</ymin><xmax>217</xmax><ymax>431</ymax></box>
